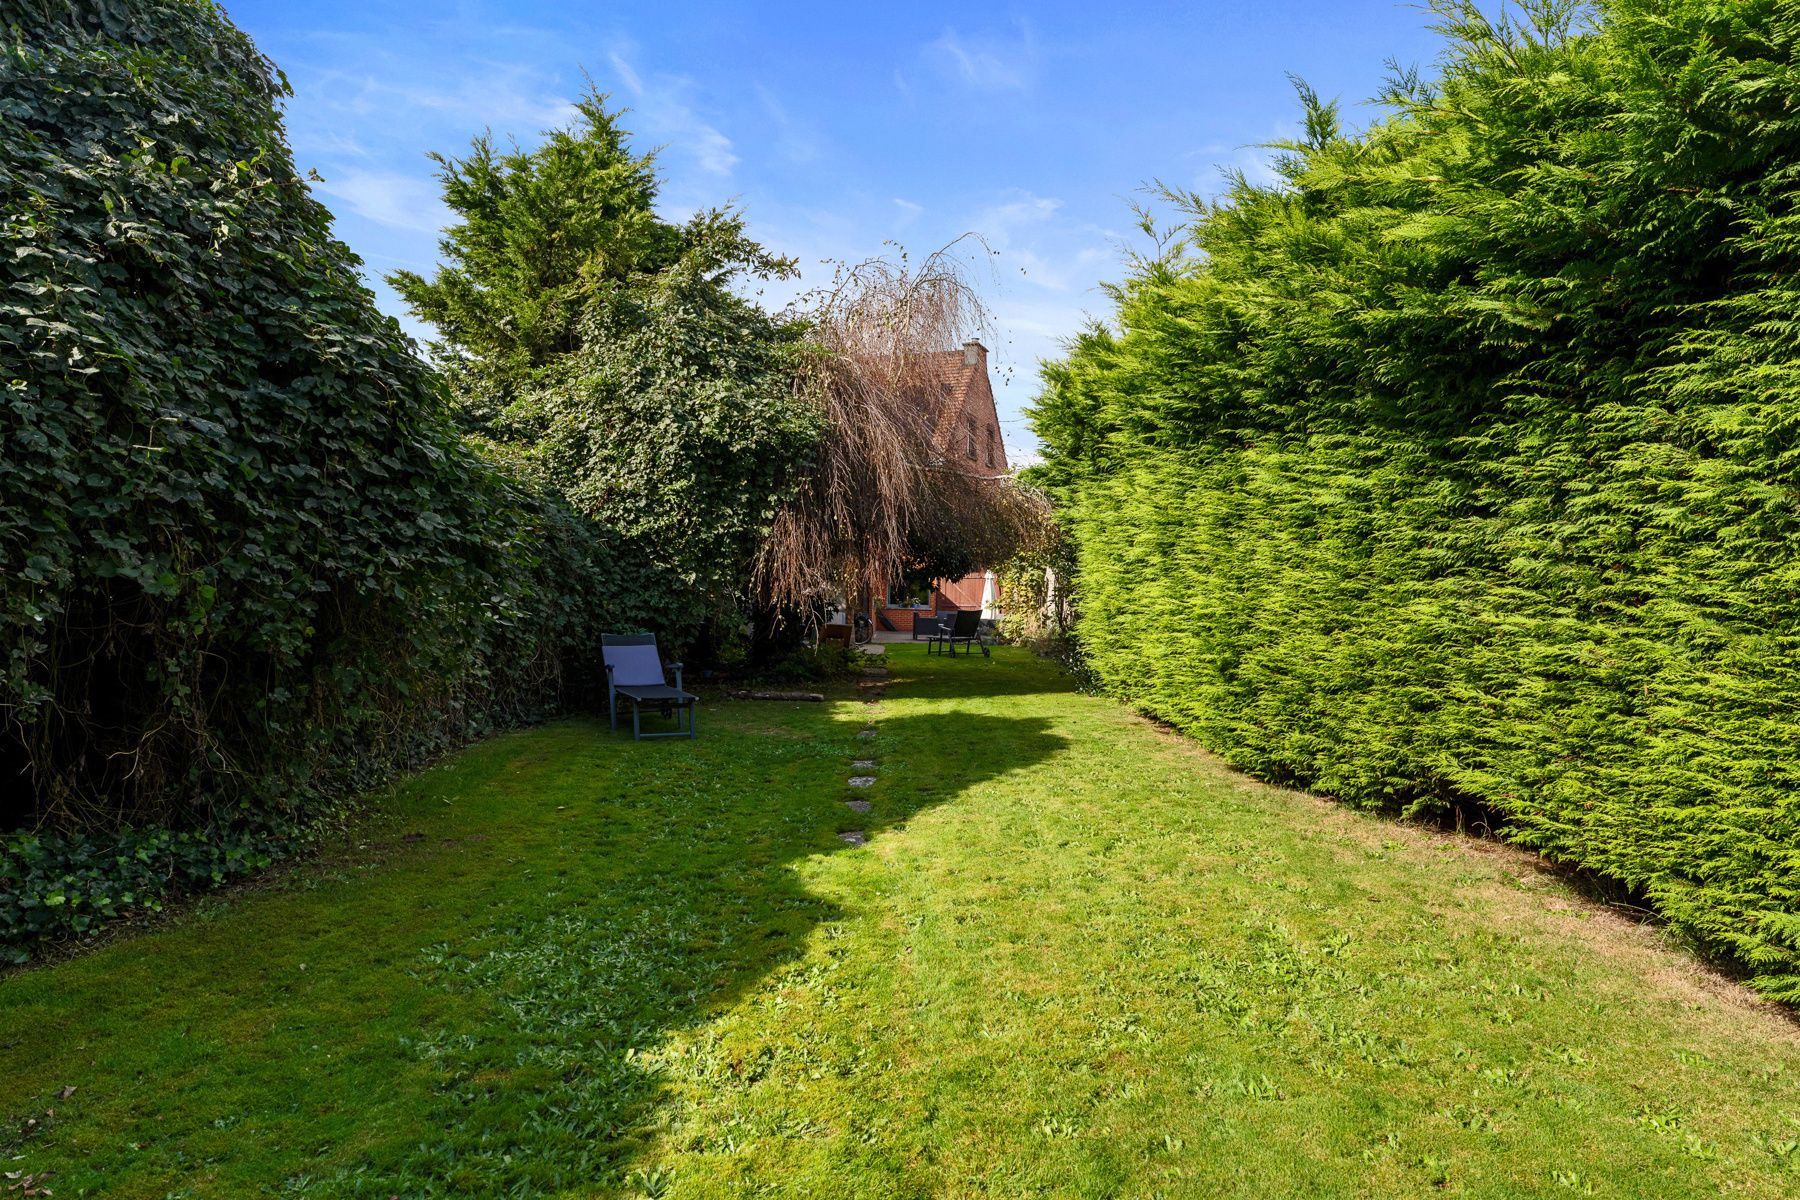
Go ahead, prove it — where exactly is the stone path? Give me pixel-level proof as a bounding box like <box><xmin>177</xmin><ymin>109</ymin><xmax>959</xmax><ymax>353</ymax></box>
<box><xmin>841</xmin><ymin>666</ymin><xmax>891</xmax><ymax>845</ymax></box>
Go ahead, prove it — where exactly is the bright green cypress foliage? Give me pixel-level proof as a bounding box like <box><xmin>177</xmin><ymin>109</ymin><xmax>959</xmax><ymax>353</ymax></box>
<box><xmin>0</xmin><ymin>0</ymin><xmax>600</xmax><ymax>948</ymax></box>
<box><xmin>1035</xmin><ymin>0</ymin><xmax>1800</xmax><ymax>999</ymax></box>
<box><xmin>392</xmin><ymin>96</ymin><xmax>819</xmax><ymax>641</ymax></box>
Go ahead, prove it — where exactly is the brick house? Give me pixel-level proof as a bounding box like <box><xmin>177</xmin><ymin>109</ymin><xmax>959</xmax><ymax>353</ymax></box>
<box><xmin>868</xmin><ymin>339</ymin><xmax>1009</xmax><ymax>634</ymax></box>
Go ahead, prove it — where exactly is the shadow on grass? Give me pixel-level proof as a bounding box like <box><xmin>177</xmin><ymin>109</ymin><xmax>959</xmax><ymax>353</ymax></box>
<box><xmin>293</xmin><ymin>705</ymin><xmax>1066</xmax><ymax>1195</ymax></box>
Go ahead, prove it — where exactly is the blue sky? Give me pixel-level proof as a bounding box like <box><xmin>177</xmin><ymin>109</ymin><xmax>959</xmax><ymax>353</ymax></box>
<box><xmin>225</xmin><ymin>1</ymin><xmax>1453</xmax><ymax>461</ymax></box>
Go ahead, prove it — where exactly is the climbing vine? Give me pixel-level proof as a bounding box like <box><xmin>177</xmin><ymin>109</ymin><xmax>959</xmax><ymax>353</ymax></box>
<box><xmin>0</xmin><ymin>0</ymin><xmax>609</xmax><ymax>954</ymax></box>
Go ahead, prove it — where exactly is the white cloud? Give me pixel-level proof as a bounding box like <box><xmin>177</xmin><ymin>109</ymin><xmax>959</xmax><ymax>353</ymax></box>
<box><xmin>893</xmin><ymin>197</ymin><xmax>924</xmax><ymax>226</ymax></box>
<box><xmin>1184</xmin><ymin>121</ymin><xmax>1301</xmax><ymax>198</ymax></box>
<box><xmin>984</xmin><ymin>193</ymin><xmax>1062</xmax><ymax>226</ymax></box>
<box><xmin>755</xmin><ymin>84</ymin><xmax>823</xmax><ymax>165</ymax></box>
<box><xmin>606</xmin><ymin>51</ymin><xmax>644</xmax><ymax>97</ymax></box>
<box><xmin>689</xmin><ymin>127</ymin><xmax>738</xmax><ymax>176</ymax></box>
<box><xmin>966</xmin><ymin>190</ymin><xmax>1118</xmax><ymax>294</ymax></box>
<box><xmin>315</xmin><ymin>168</ymin><xmax>453</xmax><ymax>235</ymax></box>
<box><xmin>606</xmin><ymin>46</ymin><xmax>738</xmax><ymax>177</ymax></box>
<box><xmin>927</xmin><ymin>23</ymin><xmax>1037</xmax><ymax>92</ymax></box>
<box><xmin>296</xmin><ymin>44</ymin><xmax>577</xmax><ymax>139</ymax></box>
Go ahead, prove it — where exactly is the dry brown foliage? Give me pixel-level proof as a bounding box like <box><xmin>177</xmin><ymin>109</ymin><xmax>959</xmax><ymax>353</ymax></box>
<box><xmin>752</xmin><ymin>247</ymin><xmax>1053</xmax><ymax>611</ymax></box>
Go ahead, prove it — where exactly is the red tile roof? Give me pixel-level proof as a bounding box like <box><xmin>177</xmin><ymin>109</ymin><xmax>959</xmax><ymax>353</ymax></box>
<box><xmin>924</xmin><ymin>348</ymin><xmax>982</xmax><ymax>413</ymax></box>
<box><xmin>910</xmin><ymin>343</ymin><xmax>1004</xmax><ymax>470</ymax></box>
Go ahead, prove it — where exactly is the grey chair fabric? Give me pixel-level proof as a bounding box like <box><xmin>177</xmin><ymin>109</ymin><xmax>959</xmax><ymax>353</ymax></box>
<box><xmin>602</xmin><ymin>633</ymin><xmax>697</xmax><ymax>740</ymax></box>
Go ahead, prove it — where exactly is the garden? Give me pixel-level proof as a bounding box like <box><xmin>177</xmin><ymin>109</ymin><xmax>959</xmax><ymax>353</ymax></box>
<box><xmin>6</xmin><ymin>0</ymin><xmax>1800</xmax><ymax>1196</ymax></box>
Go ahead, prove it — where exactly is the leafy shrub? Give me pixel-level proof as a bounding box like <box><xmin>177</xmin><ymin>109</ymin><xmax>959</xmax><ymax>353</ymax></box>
<box><xmin>0</xmin><ymin>2</ymin><xmax>609</xmax><ymax>952</ymax></box>
<box><xmin>0</xmin><ymin>812</ymin><xmax>314</xmax><ymax>961</ymax></box>
<box><xmin>747</xmin><ymin>642</ymin><xmax>863</xmax><ymax>686</ymax></box>
<box><xmin>1034</xmin><ymin>0</ymin><xmax>1800</xmax><ymax>1000</ymax></box>
<box><xmin>992</xmin><ymin>503</ymin><xmax>1077</xmax><ymax>652</ymax></box>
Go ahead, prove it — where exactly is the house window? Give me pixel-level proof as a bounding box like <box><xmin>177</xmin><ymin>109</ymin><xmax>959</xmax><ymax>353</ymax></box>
<box><xmin>986</xmin><ymin>425</ymin><xmax>996</xmax><ymax>468</ymax></box>
<box><xmin>964</xmin><ymin>415</ymin><xmax>977</xmax><ymax>460</ymax></box>
<box><xmin>886</xmin><ymin>569</ymin><xmax>933</xmax><ymax>608</ymax></box>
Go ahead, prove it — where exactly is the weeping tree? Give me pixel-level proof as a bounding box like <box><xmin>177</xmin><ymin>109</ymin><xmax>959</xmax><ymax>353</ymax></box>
<box><xmin>753</xmin><ymin>249</ymin><xmax>1052</xmax><ymax>645</ymax></box>
<box><xmin>392</xmin><ymin>92</ymin><xmax>819</xmax><ymax>649</ymax></box>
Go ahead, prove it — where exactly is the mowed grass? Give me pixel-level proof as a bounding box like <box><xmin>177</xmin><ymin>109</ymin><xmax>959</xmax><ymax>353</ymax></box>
<box><xmin>3</xmin><ymin>646</ymin><xmax>1798</xmax><ymax>1198</ymax></box>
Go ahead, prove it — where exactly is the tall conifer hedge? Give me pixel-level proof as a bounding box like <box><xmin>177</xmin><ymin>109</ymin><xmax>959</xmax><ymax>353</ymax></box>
<box><xmin>1033</xmin><ymin>0</ymin><xmax>1800</xmax><ymax>1000</ymax></box>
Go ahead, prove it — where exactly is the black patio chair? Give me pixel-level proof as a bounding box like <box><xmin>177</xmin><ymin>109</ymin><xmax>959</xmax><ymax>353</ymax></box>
<box><xmin>911</xmin><ymin>611</ymin><xmax>950</xmax><ymax>640</ymax></box>
<box><xmin>602</xmin><ymin>633</ymin><xmax>697</xmax><ymax>740</ymax></box>
<box><xmin>926</xmin><ymin>609</ymin><xmax>990</xmax><ymax>657</ymax></box>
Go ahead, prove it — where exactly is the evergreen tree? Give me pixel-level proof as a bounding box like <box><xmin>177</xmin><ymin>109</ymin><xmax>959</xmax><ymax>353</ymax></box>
<box><xmin>393</xmin><ymin>95</ymin><xmax>818</xmax><ymax>641</ymax></box>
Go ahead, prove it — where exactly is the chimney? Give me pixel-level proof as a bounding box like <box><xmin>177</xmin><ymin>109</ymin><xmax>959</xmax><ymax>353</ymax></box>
<box><xmin>962</xmin><ymin>339</ymin><xmax>983</xmax><ymax>366</ymax></box>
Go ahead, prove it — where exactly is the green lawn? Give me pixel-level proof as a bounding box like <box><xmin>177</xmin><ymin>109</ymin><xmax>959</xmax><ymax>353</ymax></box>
<box><xmin>4</xmin><ymin>646</ymin><xmax>1798</xmax><ymax>1198</ymax></box>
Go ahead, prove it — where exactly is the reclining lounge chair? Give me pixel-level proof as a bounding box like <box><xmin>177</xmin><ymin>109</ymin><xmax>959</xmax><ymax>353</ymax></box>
<box><xmin>602</xmin><ymin>633</ymin><xmax>697</xmax><ymax>740</ymax></box>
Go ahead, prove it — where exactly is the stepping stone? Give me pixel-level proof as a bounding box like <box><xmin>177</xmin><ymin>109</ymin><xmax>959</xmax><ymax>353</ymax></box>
<box><xmin>856</xmin><ymin>667</ymin><xmax>891</xmax><ymax>679</ymax></box>
<box><xmin>857</xmin><ymin>728</ymin><xmax>878</xmax><ymax>739</ymax></box>
<box><xmin>848</xmin><ymin>776</ymin><xmax>876</xmax><ymax>788</ymax></box>
<box><xmin>838</xmin><ymin>830</ymin><xmax>868</xmax><ymax>845</ymax></box>
<box><xmin>851</xmin><ymin>759</ymin><xmax>876</xmax><ymax>770</ymax></box>
<box><xmin>845</xmin><ymin>799</ymin><xmax>872</xmax><ymax>813</ymax></box>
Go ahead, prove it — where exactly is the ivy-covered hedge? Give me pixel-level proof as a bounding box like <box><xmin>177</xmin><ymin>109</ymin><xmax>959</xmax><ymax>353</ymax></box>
<box><xmin>1032</xmin><ymin>0</ymin><xmax>1800</xmax><ymax>1001</ymax></box>
<box><xmin>0</xmin><ymin>2</ymin><xmax>613</xmax><ymax>953</ymax></box>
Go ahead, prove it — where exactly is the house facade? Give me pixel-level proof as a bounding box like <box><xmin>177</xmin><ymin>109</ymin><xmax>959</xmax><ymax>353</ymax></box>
<box><xmin>869</xmin><ymin>339</ymin><xmax>1009</xmax><ymax>635</ymax></box>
